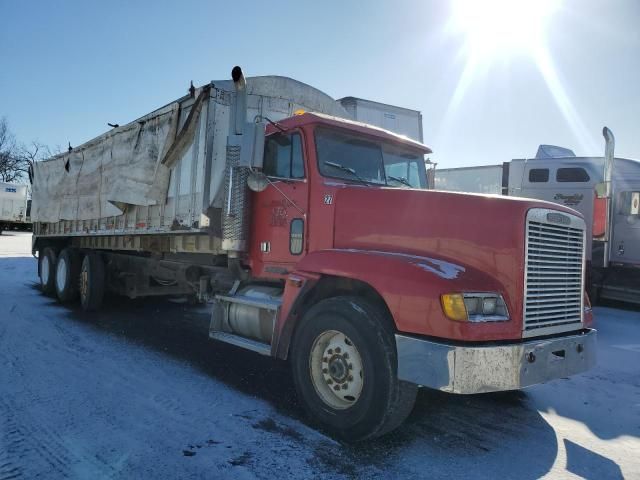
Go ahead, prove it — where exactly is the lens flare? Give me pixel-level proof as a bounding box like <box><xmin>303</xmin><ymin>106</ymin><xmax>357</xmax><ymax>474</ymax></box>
<box><xmin>444</xmin><ymin>0</ymin><xmax>596</xmax><ymax>152</ymax></box>
<box><xmin>451</xmin><ymin>0</ymin><xmax>559</xmax><ymax>59</ymax></box>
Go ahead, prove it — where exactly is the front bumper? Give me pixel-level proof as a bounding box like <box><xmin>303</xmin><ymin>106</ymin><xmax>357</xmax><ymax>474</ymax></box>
<box><xmin>395</xmin><ymin>329</ymin><xmax>596</xmax><ymax>394</ymax></box>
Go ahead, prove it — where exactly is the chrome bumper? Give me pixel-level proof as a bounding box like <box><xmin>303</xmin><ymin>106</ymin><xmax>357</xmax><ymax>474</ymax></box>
<box><xmin>395</xmin><ymin>329</ymin><xmax>596</xmax><ymax>394</ymax></box>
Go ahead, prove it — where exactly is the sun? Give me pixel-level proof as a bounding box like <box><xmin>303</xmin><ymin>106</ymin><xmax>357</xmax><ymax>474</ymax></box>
<box><xmin>450</xmin><ymin>0</ymin><xmax>559</xmax><ymax>59</ymax></box>
<box><xmin>442</xmin><ymin>0</ymin><xmax>598</xmax><ymax>155</ymax></box>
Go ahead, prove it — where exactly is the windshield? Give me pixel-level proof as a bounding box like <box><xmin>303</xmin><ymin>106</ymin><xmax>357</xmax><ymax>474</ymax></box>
<box><xmin>315</xmin><ymin>127</ymin><xmax>427</xmax><ymax>188</ymax></box>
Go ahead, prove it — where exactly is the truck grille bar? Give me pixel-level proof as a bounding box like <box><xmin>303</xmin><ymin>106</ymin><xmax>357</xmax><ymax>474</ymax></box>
<box><xmin>523</xmin><ymin>209</ymin><xmax>586</xmax><ymax>338</ymax></box>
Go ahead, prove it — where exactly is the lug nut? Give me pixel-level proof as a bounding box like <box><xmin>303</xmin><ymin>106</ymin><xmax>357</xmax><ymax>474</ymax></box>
<box><xmin>333</xmin><ymin>385</ymin><xmax>340</xmax><ymax>391</ymax></box>
<box><xmin>322</xmin><ymin>357</ymin><xmax>328</xmax><ymax>363</ymax></box>
<box><xmin>335</xmin><ymin>347</ymin><xmax>341</xmax><ymax>353</ymax></box>
<box><xmin>348</xmin><ymin>375</ymin><xmax>353</xmax><ymax>381</ymax></box>
<box><xmin>322</xmin><ymin>368</ymin><xmax>328</xmax><ymax>374</ymax></box>
<box><xmin>348</xmin><ymin>364</ymin><xmax>353</xmax><ymax>370</ymax></box>
<box><xmin>342</xmin><ymin>384</ymin><xmax>348</xmax><ymax>390</ymax></box>
<box><xmin>327</xmin><ymin>349</ymin><xmax>333</xmax><ymax>355</ymax></box>
<box><xmin>327</xmin><ymin>379</ymin><xmax>333</xmax><ymax>385</ymax></box>
<box><xmin>343</xmin><ymin>353</ymin><xmax>349</xmax><ymax>359</ymax></box>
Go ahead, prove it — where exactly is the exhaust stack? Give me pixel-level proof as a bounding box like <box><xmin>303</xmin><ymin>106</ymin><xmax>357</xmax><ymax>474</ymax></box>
<box><xmin>602</xmin><ymin>127</ymin><xmax>615</xmax><ymax>268</ymax></box>
<box><xmin>222</xmin><ymin>66</ymin><xmax>252</xmax><ymax>257</ymax></box>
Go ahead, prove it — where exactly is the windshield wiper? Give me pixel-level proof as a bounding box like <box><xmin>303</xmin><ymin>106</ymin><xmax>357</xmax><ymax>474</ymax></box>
<box><xmin>324</xmin><ymin>161</ymin><xmax>370</xmax><ymax>185</ymax></box>
<box><xmin>387</xmin><ymin>175</ymin><xmax>413</xmax><ymax>188</ymax></box>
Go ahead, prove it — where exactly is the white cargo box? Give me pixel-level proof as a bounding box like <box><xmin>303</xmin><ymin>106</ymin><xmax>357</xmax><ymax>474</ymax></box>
<box><xmin>338</xmin><ymin>97</ymin><xmax>423</xmax><ymax>142</ymax></box>
<box><xmin>434</xmin><ymin>165</ymin><xmax>504</xmax><ymax>194</ymax></box>
<box><xmin>0</xmin><ymin>182</ymin><xmax>29</xmax><ymax>223</ymax></box>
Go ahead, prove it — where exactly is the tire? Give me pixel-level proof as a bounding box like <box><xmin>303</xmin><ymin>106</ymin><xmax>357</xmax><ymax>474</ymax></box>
<box><xmin>55</xmin><ymin>248</ymin><xmax>81</xmax><ymax>303</ymax></box>
<box><xmin>79</xmin><ymin>252</ymin><xmax>105</xmax><ymax>312</ymax></box>
<box><xmin>39</xmin><ymin>248</ymin><xmax>58</xmax><ymax>295</ymax></box>
<box><xmin>291</xmin><ymin>296</ymin><xmax>417</xmax><ymax>441</ymax></box>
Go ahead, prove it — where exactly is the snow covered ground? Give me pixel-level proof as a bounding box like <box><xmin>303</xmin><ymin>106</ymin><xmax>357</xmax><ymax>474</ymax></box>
<box><xmin>0</xmin><ymin>232</ymin><xmax>638</xmax><ymax>479</ymax></box>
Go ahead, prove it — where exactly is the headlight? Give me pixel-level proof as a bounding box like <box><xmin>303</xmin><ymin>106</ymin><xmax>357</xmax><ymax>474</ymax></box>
<box><xmin>441</xmin><ymin>293</ymin><xmax>509</xmax><ymax>322</ymax></box>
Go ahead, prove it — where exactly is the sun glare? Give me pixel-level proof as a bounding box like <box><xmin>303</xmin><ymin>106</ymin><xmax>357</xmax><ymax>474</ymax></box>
<box><xmin>451</xmin><ymin>0</ymin><xmax>559</xmax><ymax>59</ymax></box>
<box><xmin>442</xmin><ymin>0</ymin><xmax>597</xmax><ymax>153</ymax></box>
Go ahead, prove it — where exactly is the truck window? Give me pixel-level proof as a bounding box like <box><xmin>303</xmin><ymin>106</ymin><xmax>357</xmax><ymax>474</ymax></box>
<box><xmin>315</xmin><ymin>127</ymin><xmax>427</xmax><ymax>188</ymax></box>
<box><xmin>557</xmin><ymin>167</ymin><xmax>590</xmax><ymax>182</ymax></box>
<box><xmin>290</xmin><ymin>218</ymin><xmax>304</xmax><ymax>254</ymax></box>
<box><xmin>383</xmin><ymin>146</ymin><xmax>426</xmax><ymax>188</ymax></box>
<box><xmin>528</xmin><ymin>168</ymin><xmax>549</xmax><ymax>183</ymax></box>
<box><xmin>263</xmin><ymin>133</ymin><xmax>304</xmax><ymax>179</ymax></box>
<box><xmin>316</xmin><ymin>128</ymin><xmax>386</xmax><ymax>184</ymax></box>
<box><xmin>618</xmin><ymin>191</ymin><xmax>640</xmax><ymax>216</ymax></box>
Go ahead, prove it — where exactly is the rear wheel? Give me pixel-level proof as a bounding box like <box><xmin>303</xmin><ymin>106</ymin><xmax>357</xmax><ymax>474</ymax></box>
<box><xmin>39</xmin><ymin>248</ymin><xmax>57</xmax><ymax>295</ymax></box>
<box><xmin>55</xmin><ymin>248</ymin><xmax>81</xmax><ymax>302</ymax></box>
<box><xmin>291</xmin><ymin>296</ymin><xmax>417</xmax><ymax>441</ymax></box>
<box><xmin>80</xmin><ymin>252</ymin><xmax>105</xmax><ymax>312</ymax></box>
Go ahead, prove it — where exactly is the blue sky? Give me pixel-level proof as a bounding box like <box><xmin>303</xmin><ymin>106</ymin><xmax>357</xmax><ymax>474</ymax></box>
<box><xmin>1</xmin><ymin>0</ymin><xmax>638</xmax><ymax>167</ymax></box>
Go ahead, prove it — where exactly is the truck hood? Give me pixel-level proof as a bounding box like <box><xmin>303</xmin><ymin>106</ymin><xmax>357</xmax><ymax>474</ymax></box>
<box><xmin>332</xmin><ymin>187</ymin><xmax>583</xmax><ymax>326</ymax></box>
<box><xmin>333</xmin><ymin>187</ymin><xmax>581</xmax><ymax>260</ymax></box>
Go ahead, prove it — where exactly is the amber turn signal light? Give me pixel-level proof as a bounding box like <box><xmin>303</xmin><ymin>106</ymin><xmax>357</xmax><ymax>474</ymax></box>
<box><xmin>441</xmin><ymin>293</ymin><xmax>468</xmax><ymax>322</ymax></box>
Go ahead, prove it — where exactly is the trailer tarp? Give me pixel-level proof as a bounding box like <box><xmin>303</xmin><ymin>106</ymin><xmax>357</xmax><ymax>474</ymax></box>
<box><xmin>31</xmin><ymin>102</ymin><xmax>180</xmax><ymax>222</ymax></box>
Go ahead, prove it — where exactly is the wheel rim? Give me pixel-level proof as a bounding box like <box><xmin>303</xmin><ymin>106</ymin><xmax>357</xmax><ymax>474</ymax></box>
<box><xmin>56</xmin><ymin>257</ymin><xmax>67</xmax><ymax>291</ymax></box>
<box><xmin>41</xmin><ymin>256</ymin><xmax>50</xmax><ymax>285</ymax></box>
<box><xmin>309</xmin><ymin>330</ymin><xmax>364</xmax><ymax>409</ymax></box>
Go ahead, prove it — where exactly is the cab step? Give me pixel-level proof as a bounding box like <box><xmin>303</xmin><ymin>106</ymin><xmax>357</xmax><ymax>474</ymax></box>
<box><xmin>209</xmin><ymin>331</ymin><xmax>271</xmax><ymax>356</ymax></box>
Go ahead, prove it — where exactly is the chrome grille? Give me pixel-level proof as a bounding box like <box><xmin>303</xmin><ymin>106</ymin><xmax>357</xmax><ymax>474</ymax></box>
<box><xmin>523</xmin><ymin>209</ymin><xmax>585</xmax><ymax>337</ymax></box>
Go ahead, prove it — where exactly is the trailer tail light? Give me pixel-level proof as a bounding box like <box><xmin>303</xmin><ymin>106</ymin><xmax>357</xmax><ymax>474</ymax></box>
<box><xmin>593</xmin><ymin>194</ymin><xmax>607</xmax><ymax>239</ymax></box>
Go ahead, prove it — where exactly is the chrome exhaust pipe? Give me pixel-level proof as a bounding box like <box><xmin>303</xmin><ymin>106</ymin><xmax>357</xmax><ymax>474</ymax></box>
<box><xmin>602</xmin><ymin>126</ymin><xmax>615</xmax><ymax>268</ymax></box>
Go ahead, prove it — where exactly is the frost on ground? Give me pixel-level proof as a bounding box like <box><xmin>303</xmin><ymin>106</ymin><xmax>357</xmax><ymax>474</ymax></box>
<box><xmin>1</xmin><ymin>232</ymin><xmax>639</xmax><ymax>479</ymax></box>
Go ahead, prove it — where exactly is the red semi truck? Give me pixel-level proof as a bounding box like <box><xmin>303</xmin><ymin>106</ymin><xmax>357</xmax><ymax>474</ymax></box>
<box><xmin>31</xmin><ymin>67</ymin><xmax>596</xmax><ymax>440</ymax></box>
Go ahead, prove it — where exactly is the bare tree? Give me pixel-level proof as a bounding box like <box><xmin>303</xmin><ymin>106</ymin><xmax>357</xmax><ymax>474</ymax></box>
<box><xmin>0</xmin><ymin>118</ymin><xmax>57</xmax><ymax>183</ymax></box>
<box><xmin>0</xmin><ymin>117</ymin><xmax>22</xmax><ymax>183</ymax></box>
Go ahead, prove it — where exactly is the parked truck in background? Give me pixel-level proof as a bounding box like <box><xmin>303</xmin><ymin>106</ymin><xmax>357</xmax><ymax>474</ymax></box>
<box><xmin>0</xmin><ymin>182</ymin><xmax>31</xmax><ymax>234</ymax></box>
<box><xmin>30</xmin><ymin>67</ymin><xmax>596</xmax><ymax>440</ymax></box>
<box><xmin>435</xmin><ymin>133</ymin><xmax>640</xmax><ymax>305</ymax></box>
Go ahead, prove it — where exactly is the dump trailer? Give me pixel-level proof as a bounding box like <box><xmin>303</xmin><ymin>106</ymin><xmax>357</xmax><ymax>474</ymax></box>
<box><xmin>31</xmin><ymin>67</ymin><xmax>596</xmax><ymax>441</ymax></box>
<box><xmin>435</xmin><ymin>131</ymin><xmax>640</xmax><ymax>304</ymax></box>
<box><xmin>0</xmin><ymin>182</ymin><xmax>30</xmax><ymax>233</ymax></box>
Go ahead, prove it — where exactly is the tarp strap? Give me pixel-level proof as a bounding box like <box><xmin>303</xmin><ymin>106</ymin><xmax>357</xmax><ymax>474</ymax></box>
<box><xmin>161</xmin><ymin>85</ymin><xmax>211</xmax><ymax>169</ymax></box>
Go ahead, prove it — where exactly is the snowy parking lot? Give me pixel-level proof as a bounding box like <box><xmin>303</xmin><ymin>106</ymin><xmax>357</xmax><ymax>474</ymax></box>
<box><xmin>1</xmin><ymin>232</ymin><xmax>638</xmax><ymax>479</ymax></box>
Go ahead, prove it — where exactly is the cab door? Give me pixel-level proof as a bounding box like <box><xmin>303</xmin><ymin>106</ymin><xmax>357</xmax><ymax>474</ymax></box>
<box><xmin>250</xmin><ymin>131</ymin><xmax>309</xmax><ymax>277</ymax></box>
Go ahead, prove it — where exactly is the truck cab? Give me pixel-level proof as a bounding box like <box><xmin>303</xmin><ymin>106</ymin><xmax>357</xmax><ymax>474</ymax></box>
<box><xmin>248</xmin><ymin>113</ymin><xmax>429</xmax><ymax>279</ymax></box>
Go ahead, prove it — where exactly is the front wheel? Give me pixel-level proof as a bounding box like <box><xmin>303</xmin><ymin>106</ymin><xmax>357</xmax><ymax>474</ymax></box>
<box><xmin>291</xmin><ymin>296</ymin><xmax>417</xmax><ymax>441</ymax></box>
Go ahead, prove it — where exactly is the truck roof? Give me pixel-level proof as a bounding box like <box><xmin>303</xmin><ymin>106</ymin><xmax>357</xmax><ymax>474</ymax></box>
<box><xmin>271</xmin><ymin>112</ymin><xmax>432</xmax><ymax>154</ymax></box>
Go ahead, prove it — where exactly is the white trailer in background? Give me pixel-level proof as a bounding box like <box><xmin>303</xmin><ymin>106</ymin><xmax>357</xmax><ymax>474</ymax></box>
<box><xmin>434</xmin><ymin>132</ymin><xmax>640</xmax><ymax>304</ymax></box>
<box><xmin>434</xmin><ymin>164</ymin><xmax>503</xmax><ymax>194</ymax></box>
<box><xmin>338</xmin><ymin>97</ymin><xmax>423</xmax><ymax>142</ymax></box>
<box><xmin>0</xmin><ymin>182</ymin><xmax>30</xmax><ymax>234</ymax></box>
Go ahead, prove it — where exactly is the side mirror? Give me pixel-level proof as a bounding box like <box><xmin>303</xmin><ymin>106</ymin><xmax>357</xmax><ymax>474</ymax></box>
<box><xmin>247</xmin><ymin>170</ymin><xmax>269</xmax><ymax>192</ymax></box>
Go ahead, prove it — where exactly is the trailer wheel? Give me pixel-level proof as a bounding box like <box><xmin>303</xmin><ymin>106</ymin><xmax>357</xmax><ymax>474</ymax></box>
<box><xmin>39</xmin><ymin>248</ymin><xmax>58</xmax><ymax>295</ymax></box>
<box><xmin>80</xmin><ymin>252</ymin><xmax>105</xmax><ymax>312</ymax></box>
<box><xmin>291</xmin><ymin>296</ymin><xmax>417</xmax><ymax>441</ymax></box>
<box><xmin>55</xmin><ymin>249</ymin><xmax>81</xmax><ymax>303</ymax></box>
